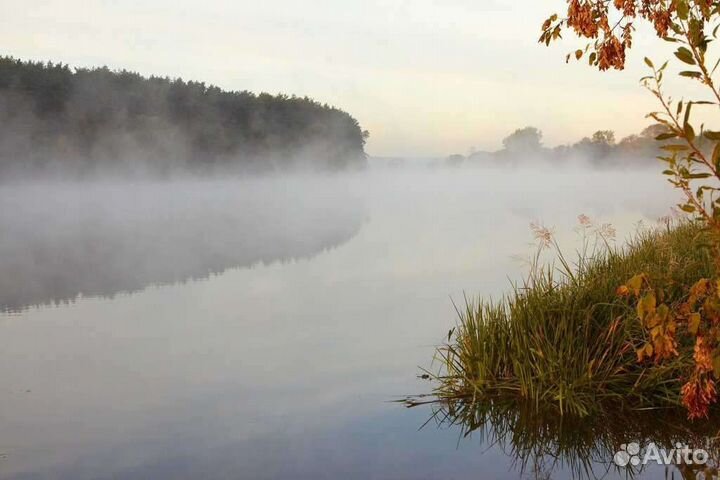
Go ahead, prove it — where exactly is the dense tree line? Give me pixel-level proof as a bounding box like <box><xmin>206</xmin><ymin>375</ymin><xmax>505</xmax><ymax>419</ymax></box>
<box><xmin>0</xmin><ymin>56</ymin><xmax>369</xmax><ymax>177</ymax></box>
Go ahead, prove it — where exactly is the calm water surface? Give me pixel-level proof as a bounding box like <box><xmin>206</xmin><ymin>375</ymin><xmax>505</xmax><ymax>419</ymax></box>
<box><xmin>0</xmin><ymin>168</ymin><xmax>697</xmax><ymax>479</ymax></box>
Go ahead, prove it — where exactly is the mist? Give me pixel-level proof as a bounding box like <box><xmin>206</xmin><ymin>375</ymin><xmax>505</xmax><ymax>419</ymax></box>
<box><xmin>0</xmin><ymin>163</ymin><xmax>683</xmax><ymax>479</ymax></box>
<box><xmin>0</xmin><ymin>155</ymin><xmax>678</xmax><ymax>312</ymax></box>
<box><xmin>0</xmin><ymin>175</ymin><xmax>366</xmax><ymax>312</ymax></box>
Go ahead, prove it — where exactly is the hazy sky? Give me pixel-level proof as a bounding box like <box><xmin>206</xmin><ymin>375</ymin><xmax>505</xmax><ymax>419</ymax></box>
<box><xmin>1</xmin><ymin>0</ymin><xmax>680</xmax><ymax>157</ymax></box>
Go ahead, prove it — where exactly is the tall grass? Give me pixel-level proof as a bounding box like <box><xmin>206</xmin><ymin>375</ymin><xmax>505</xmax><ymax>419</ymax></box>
<box><xmin>424</xmin><ymin>221</ymin><xmax>716</xmax><ymax>417</ymax></box>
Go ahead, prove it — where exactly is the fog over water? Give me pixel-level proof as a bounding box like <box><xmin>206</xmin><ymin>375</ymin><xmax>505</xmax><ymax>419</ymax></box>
<box><xmin>0</xmin><ymin>165</ymin><xmax>686</xmax><ymax>479</ymax></box>
<box><xmin>0</xmin><ymin>176</ymin><xmax>365</xmax><ymax>311</ymax></box>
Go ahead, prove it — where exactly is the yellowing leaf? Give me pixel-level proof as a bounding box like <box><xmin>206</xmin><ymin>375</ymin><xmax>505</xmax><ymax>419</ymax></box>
<box><xmin>650</xmin><ymin>325</ymin><xmax>662</xmax><ymax>338</ymax></box>
<box><xmin>688</xmin><ymin>313</ymin><xmax>701</xmax><ymax>335</ymax></box>
<box><xmin>638</xmin><ymin>292</ymin><xmax>657</xmax><ymax>320</ymax></box>
<box><xmin>627</xmin><ymin>274</ymin><xmax>645</xmax><ymax>296</ymax></box>
<box><xmin>637</xmin><ymin>347</ymin><xmax>646</xmax><ymax>362</ymax></box>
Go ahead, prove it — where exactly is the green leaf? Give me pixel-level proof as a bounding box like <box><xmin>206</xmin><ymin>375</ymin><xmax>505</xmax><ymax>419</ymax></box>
<box><xmin>713</xmin><ymin>142</ymin><xmax>720</xmax><ymax>169</ymax></box>
<box><xmin>704</xmin><ymin>131</ymin><xmax>720</xmax><ymax>140</ymax></box>
<box><xmin>679</xmin><ymin>71</ymin><xmax>703</xmax><ymax>79</ymax></box>
<box><xmin>648</xmin><ymin>113</ymin><xmax>673</xmax><ymax>128</ymax></box>
<box><xmin>677</xmin><ymin>0</ymin><xmax>689</xmax><ymax>20</ymax></box>
<box><xmin>655</xmin><ymin>133</ymin><xmax>677</xmax><ymax>140</ymax></box>
<box><xmin>661</xmin><ymin>144</ymin><xmax>690</xmax><ymax>151</ymax></box>
<box><xmin>685</xmin><ymin>123</ymin><xmax>696</xmax><ymax>141</ymax></box>
<box><xmin>675</xmin><ymin>47</ymin><xmax>696</xmax><ymax>65</ymax></box>
<box><xmin>644</xmin><ymin>57</ymin><xmax>654</xmax><ymax>68</ymax></box>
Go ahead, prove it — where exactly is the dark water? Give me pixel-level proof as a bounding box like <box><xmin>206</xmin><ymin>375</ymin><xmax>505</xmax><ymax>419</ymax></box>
<box><xmin>0</xmin><ymin>169</ymin><xmax>707</xmax><ymax>479</ymax></box>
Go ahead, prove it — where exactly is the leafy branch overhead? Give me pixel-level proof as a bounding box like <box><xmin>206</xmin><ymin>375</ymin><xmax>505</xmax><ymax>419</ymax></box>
<box><xmin>541</xmin><ymin>0</ymin><xmax>719</xmax><ymax>71</ymax></box>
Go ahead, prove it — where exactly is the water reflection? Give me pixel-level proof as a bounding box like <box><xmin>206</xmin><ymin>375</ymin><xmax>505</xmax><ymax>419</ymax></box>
<box><xmin>414</xmin><ymin>388</ymin><xmax>720</xmax><ymax>478</ymax></box>
<box><xmin>0</xmin><ymin>176</ymin><xmax>365</xmax><ymax>312</ymax></box>
<box><xmin>0</xmin><ymin>168</ymin><xmax>692</xmax><ymax>479</ymax></box>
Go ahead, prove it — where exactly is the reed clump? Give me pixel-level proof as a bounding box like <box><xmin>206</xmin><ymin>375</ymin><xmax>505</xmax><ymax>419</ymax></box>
<box><xmin>426</xmin><ymin>220</ymin><xmax>716</xmax><ymax>417</ymax></box>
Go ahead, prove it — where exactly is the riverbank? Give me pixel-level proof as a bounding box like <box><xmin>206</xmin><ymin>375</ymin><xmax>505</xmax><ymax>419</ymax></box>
<box><xmin>422</xmin><ymin>221</ymin><xmax>715</xmax><ymax>417</ymax></box>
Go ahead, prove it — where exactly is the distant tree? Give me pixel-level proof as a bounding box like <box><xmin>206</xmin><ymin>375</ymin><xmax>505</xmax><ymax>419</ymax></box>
<box><xmin>502</xmin><ymin>127</ymin><xmax>543</xmax><ymax>153</ymax></box>
<box><xmin>614</xmin><ymin>124</ymin><xmax>666</xmax><ymax>161</ymax></box>
<box><xmin>586</xmin><ymin>129</ymin><xmax>616</xmax><ymax>160</ymax></box>
<box><xmin>616</xmin><ymin>134</ymin><xmax>641</xmax><ymax>150</ymax></box>
<box><xmin>591</xmin><ymin>130</ymin><xmax>615</xmax><ymax>145</ymax></box>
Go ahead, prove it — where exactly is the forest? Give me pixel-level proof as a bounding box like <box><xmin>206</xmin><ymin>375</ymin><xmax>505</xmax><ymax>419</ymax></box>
<box><xmin>0</xmin><ymin>56</ymin><xmax>369</xmax><ymax>177</ymax></box>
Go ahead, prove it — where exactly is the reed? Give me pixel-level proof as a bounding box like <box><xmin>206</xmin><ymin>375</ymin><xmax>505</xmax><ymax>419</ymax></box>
<box><xmin>423</xmin><ymin>221</ymin><xmax>716</xmax><ymax>417</ymax></box>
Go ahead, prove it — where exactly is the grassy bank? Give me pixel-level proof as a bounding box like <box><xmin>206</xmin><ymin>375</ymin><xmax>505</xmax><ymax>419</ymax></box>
<box><xmin>424</xmin><ymin>221</ymin><xmax>716</xmax><ymax>417</ymax></box>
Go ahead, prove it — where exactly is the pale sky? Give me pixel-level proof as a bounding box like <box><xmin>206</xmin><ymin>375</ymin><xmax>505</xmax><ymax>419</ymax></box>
<box><xmin>0</xmin><ymin>0</ymin><xmax>681</xmax><ymax>157</ymax></box>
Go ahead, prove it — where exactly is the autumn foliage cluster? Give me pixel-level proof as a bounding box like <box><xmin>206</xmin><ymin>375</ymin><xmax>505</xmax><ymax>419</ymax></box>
<box><xmin>617</xmin><ymin>274</ymin><xmax>720</xmax><ymax>418</ymax></box>
<box><xmin>541</xmin><ymin>0</ymin><xmax>701</xmax><ymax>70</ymax></box>
<box><xmin>543</xmin><ymin>0</ymin><xmax>720</xmax><ymax>419</ymax></box>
